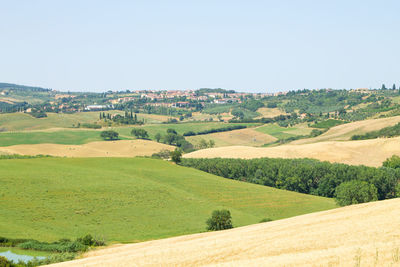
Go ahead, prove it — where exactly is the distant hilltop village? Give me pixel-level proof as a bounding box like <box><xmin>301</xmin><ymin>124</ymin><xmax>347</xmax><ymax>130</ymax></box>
<box><xmin>0</xmin><ymin>81</ymin><xmax>395</xmax><ymax>114</ymax></box>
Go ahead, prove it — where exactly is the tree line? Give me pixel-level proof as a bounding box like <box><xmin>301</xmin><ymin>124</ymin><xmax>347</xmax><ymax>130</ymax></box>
<box><xmin>351</xmin><ymin>122</ymin><xmax>400</xmax><ymax>140</ymax></box>
<box><xmin>180</xmin><ymin>157</ymin><xmax>400</xmax><ymax>204</ymax></box>
<box><xmin>183</xmin><ymin>125</ymin><xmax>246</xmax><ymax>136</ymax></box>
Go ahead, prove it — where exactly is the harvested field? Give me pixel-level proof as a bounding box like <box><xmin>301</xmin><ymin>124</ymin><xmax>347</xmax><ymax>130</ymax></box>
<box><xmin>49</xmin><ymin>198</ymin><xmax>400</xmax><ymax>266</ymax></box>
<box><xmin>293</xmin><ymin>116</ymin><xmax>400</xmax><ymax>144</ymax></box>
<box><xmin>186</xmin><ymin>128</ymin><xmax>277</xmax><ymax>147</ymax></box>
<box><xmin>0</xmin><ymin>140</ymin><xmax>174</xmax><ymax>157</ymax></box>
<box><xmin>256</xmin><ymin>107</ymin><xmax>286</xmax><ymax>118</ymax></box>
<box><xmin>184</xmin><ymin>137</ymin><xmax>400</xmax><ymax>167</ymax></box>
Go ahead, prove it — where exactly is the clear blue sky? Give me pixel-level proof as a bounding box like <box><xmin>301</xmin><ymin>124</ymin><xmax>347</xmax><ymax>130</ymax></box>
<box><xmin>1</xmin><ymin>0</ymin><xmax>399</xmax><ymax>93</ymax></box>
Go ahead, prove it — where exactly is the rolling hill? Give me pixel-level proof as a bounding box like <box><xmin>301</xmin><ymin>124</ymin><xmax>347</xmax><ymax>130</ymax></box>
<box><xmin>0</xmin><ymin>140</ymin><xmax>173</xmax><ymax>157</ymax></box>
<box><xmin>292</xmin><ymin>115</ymin><xmax>400</xmax><ymax>144</ymax></box>
<box><xmin>184</xmin><ymin>137</ymin><xmax>400</xmax><ymax>167</ymax></box>
<box><xmin>49</xmin><ymin>198</ymin><xmax>400</xmax><ymax>266</ymax></box>
<box><xmin>0</xmin><ymin>157</ymin><xmax>335</xmax><ymax>242</ymax></box>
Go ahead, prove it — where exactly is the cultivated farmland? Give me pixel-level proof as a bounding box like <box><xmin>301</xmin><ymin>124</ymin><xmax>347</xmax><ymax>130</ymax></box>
<box><xmin>0</xmin><ymin>157</ymin><xmax>336</xmax><ymax>242</ymax></box>
<box><xmin>49</xmin><ymin>198</ymin><xmax>400</xmax><ymax>267</ymax></box>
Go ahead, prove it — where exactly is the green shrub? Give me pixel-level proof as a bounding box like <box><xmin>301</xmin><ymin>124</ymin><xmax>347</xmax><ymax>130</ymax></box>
<box><xmin>0</xmin><ymin>256</ymin><xmax>11</xmax><ymax>267</ymax></box>
<box><xmin>151</xmin><ymin>149</ymin><xmax>171</xmax><ymax>159</ymax></box>
<box><xmin>206</xmin><ymin>210</ymin><xmax>233</xmax><ymax>231</ymax></box>
<box><xmin>170</xmin><ymin>149</ymin><xmax>182</xmax><ymax>164</ymax></box>
<box><xmin>259</xmin><ymin>218</ymin><xmax>273</xmax><ymax>223</ymax></box>
<box><xmin>335</xmin><ymin>180</ymin><xmax>378</xmax><ymax>206</ymax></box>
<box><xmin>100</xmin><ymin>130</ymin><xmax>119</xmax><ymax>140</ymax></box>
<box><xmin>383</xmin><ymin>155</ymin><xmax>400</xmax><ymax>169</ymax></box>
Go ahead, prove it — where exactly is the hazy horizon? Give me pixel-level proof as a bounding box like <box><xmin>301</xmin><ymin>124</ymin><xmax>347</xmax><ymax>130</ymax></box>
<box><xmin>1</xmin><ymin>0</ymin><xmax>399</xmax><ymax>93</ymax></box>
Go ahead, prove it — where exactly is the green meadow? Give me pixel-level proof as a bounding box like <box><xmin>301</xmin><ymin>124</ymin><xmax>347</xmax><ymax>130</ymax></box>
<box><xmin>115</xmin><ymin>122</ymin><xmax>259</xmax><ymax>139</ymax></box>
<box><xmin>0</xmin><ymin>111</ymin><xmax>168</xmax><ymax>132</ymax></box>
<box><xmin>0</xmin><ymin>157</ymin><xmax>336</xmax><ymax>242</ymax></box>
<box><xmin>255</xmin><ymin>123</ymin><xmax>314</xmax><ymax>140</ymax></box>
<box><xmin>0</xmin><ymin>130</ymin><xmax>112</xmax><ymax>146</ymax></box>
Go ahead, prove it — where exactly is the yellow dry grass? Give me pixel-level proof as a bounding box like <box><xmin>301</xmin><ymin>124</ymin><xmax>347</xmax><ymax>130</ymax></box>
<box><xmin>184</xmin><ymin>137</ymin><xmax>400</xmax><ymax>167</ymax></box>
<box><xmin>48</xmin><ymin>198</ymin><xmax>400</xmax><ymax>267</ymax></box>
<box><xmin>293</xmin><ymin>116</ymin><xmax>400</xmax><ymax>144</ymax></box>
<box><xmin>256</xmin><ymin>107</ymin><xmax>287</xmax><ymax>118</ymax></box>
<box><xmin>0</xmin><ymin>140</ymin><xmax>174</xmax><ymax>157</ymax></box>
<box><xmin>186</xmin><ymin>128</ymin><xmax>277</xmax><ymax>147</ymax></box>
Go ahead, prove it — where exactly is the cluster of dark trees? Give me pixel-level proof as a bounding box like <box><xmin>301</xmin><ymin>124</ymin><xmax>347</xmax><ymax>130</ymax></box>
<box><xmin>352</xmin><ymin>122</ymin><xmax>400</xmax><ymax>140</ymax></box>
<box><xmin>180</xmin><ymin>158</ymin><xmax>400</xmax><ymax>202</ymax></box>
<box><xmin>155</xmin><ymin>129</ymin><xmax>194</xmax><ymax>152</ymax></box>
<box><xmin>239</xmin><ymin>99</ymin><xmax>264</xmax><ymax>112</ymax></box>
<box><xmin>183</xmin><ymin>125</ymin><xmax>246</xmax><ymax>136</ymax></box>
<box><xmin>229</xmin><ymin>114</ymin><xmax>291</xmax><ymax>123</ymax></box>
<box><xmin>100</xmin><ymin>111</ymin><xmax>144</xmax><ymax>125</ymax></box>
<box><xmin>0</xmin><ymin>101</ymin><xmax>28</xmax><ymax>113</ymax></box>
<box><xmin>131</xmin><ymin>128</ymin><xmax>149</xmax><ymax>139</ymax></box>
<box><xmin>100</xmin><ymin>130</ymin><xmax>119</xmax><ymax>140</ymax></box>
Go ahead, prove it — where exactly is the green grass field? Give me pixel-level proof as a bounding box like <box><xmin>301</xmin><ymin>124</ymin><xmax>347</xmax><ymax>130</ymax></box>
<box><xmin>312</xmin><ymin>119</ymin><xmax>347</xmax><ymax>129</ymax></box>
<box><xmin>115</xmin><ymin>122</ymin><xmax>259</xmax><ymax>139</ymax></box>
<box><xmin>0</xmin><ymin>130</ymin><xmax>118</xmax><ymax>146</ymax></box>
<box><xmin>0</xmin><ymin>111</ymin><xmax>169</xmax><ymax>132</ymax></box>
<box><xmin>255</xmin><ymin>124</ymin><xmax>314</xmax><ymax>139</ymax></box>
<box><xmin>0</xmin><ymin>122</ymin><xmax>257</xmax><ymax>146</ymax></box>
<box><xmin>0</xmin><ymin>157</ymin><xmax>336</xmax><ymax>243</ymax></box>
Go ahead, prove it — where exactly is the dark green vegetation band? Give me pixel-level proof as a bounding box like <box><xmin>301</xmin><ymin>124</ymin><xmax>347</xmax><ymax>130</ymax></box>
<box><xmin>181</xmin><ymin>158</ymin><xmax>400</xmax><ymax>200</ymax></box>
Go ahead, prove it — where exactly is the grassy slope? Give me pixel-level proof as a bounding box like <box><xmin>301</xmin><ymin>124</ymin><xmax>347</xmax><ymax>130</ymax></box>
<box><xmin>52</xmin><ymin>199</ymin><xmax>400</xmax><ymax>267</ymax></box>
<box><xmin>0</xmin><ymin>130</ymin><xmax>124</xmax><ymax>146</ymax></box>
<box><xmin>291</xmin><ymin>115</ymin><xmax>400</xmax><ymax>144</ymax></box>
<box><xmin>0</xmin><ymin>112</ymin><xmax>169</xmax><ymax>132</ymax></box>
<box><xmin>115</xmin><ymin>122</ymin><xmax>259</xmax><ymax>139</ymax></box>
<box><xmin>0</xmin><ymin>157</ymin><xmax>336</xmax><ymax>242</ymax></box>
<box><xmin>0</xmin><ymin>122</ymin><xmax>257</xmax><ymax>146</ymax></box>
<box><xmin>255</xmin><ymin>123</ymin><xmax>313</xmax><ymax>139</ymax></box>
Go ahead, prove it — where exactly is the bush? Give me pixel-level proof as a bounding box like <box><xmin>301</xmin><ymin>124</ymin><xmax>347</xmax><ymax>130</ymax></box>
<box><xmin>170</xmin><ymin>149</ymin><xmax>182</xmax><ymax>164</ymax></box>
<box><xmin>335</xmin><ymin>180</ymin><xmax>378</xmax><ymax>206</ymax></box>
<box><xmin>18</xmin><ymin>240</ymin><xmax>87</xmax><ymax>253</ymax></box>
<box><xmin>100</xmin><ymin>130</ymin><xmax>119</xmax><ymax>140</ymax></box>
<box><xmin>79</xmin><ymin>123</ymin><xmax>101</xmax><ymax>129</ymax></box>
<box><xmin>383</xmin><ymin>155</ymin><xmax>400</xmax><ymax>169</ymax></box>
<box><xmin>0</xmin><ymin>256</ymin><xmax>11</xmax><ymax>267</ymax></box>
<box><xmin>206</xmin><ymin>210</ymin><xmax>233</xmax><ymax>231</ymax></box>
<box><xmin>131</xmin><ymin>128</ymin><xmax>149</xmax><ymax>139</ymax></box>
<box><xmin>259</xmin><ymin>218</ymin><xmax>273</xmax><ymax>223</ymax></box>
<box><xmin>151</xmin><ymin>149</ymin><xmax>171</xmax><ymax>159</ymax></box>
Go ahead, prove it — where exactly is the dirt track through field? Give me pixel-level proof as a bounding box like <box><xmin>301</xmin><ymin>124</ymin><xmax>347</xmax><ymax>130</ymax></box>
<box><xmin>184</xmin><ymin>137</ymin><xmax>400</xmax><ymax>167</ymax></box>
<box><xmin>48</xmin><ymin>198</ymin><xmax>400</xmax><ymax>266</ymax></box>
<box><xmin>0</xmin><ymin>140</ymin><xmax>174</xmax><ymax>157</ymax></box>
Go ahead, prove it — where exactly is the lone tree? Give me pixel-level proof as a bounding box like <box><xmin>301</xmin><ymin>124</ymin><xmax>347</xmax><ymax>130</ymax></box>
<box><xmin>170</xmin><ymin>148</ymin><xmax>182</xmax><ymax>164</ymax></box>
<box><xmin>100</xmin><ymin>130</ymin><xmax>119</xmax><ymax>140</ymax></box>
<box><xmin>335</xmin><ymin>180</ymin><xmax>378</xmax><ymax>206</ymax></box>
<box><xmin>131</xmin><ymin>128</ymin><xmax>149</xmax><ymax>139</ymax></box>
<box><xmin>155</xmin><ymin>133</ymin><xmax>162</xmax><ymax>142</ymax></box>
<box><xmin>206</xmin><ymin>209</ymin><xmax>233</xmax><ymax>231</ymax></box>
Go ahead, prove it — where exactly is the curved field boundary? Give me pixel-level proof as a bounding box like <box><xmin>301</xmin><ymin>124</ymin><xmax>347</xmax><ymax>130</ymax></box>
<box><xmin>0</xmin><ymin>140</ymin><xmax>174</xmax><ymax>157</ymax></box>
<box><xmin>184</xmin><ymin>137</ymin><xmax>400</xmax><ymax>167</ymax></box>
<box><xmin>49</xmin><ymin>198</ymin><xmax>400</xmax><ymax>266</ymax></box>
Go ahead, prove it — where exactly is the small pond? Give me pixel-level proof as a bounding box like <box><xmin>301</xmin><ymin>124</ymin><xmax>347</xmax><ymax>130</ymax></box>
<box><xmin>0</xmin><ymin>250</ymin><xmax>46</xmax><ymax>263</ymax></box>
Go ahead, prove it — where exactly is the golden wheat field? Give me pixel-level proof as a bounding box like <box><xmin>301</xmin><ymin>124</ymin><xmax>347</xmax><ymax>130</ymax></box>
<box><xmin>184</xmin><ymin>137</ymin><xmax>400</xmax><ymax>167</ymax></box>
<box><xmin>186</xmin><ymin>127</ymin><xmax>277</xmax><ymax>147</ymax></box>
<box><xmin>0</xmin><ymin>140</ymin><xmax>174</xmax><ymax>157</ymax></box>
<box><xmin>48</xmin><ymin>198</ymin><xmax>400</xmax><ymax>267</ymax></box>
<box><xmin>256</xmin><ymin>107</ymin><xmax>287</xmax><ymax>118</ymax></box>
<box><xmin>293</xmin><ymin>116</ymin><xmax>400</xmax><ymax>144</ymax></box>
